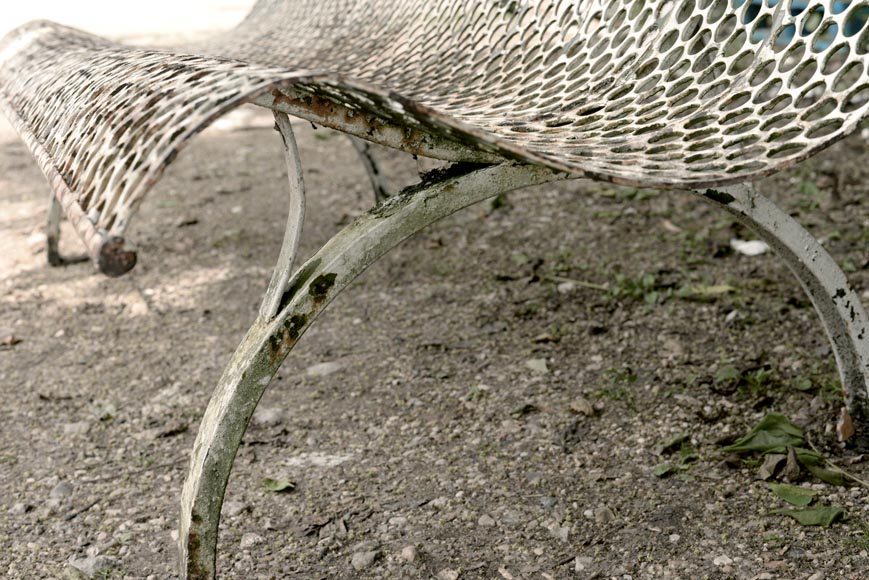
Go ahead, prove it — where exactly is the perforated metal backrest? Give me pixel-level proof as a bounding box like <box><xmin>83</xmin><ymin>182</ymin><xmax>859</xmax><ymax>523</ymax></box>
<box><xmin>0</xmin><ymin>1</ymin><xmax>867</xmax><ymax>271</ymax></box>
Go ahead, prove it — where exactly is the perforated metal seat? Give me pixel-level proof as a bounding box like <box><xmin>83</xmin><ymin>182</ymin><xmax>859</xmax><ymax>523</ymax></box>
<box><xmin>2</xmin><ymin>0</ymin><xmax>867</xmax><ymax>275</ymax></box>
<box><xmin>3</xmin><ymin>2</ymin><xmax>869</xmax><ymax>578</ymax></box>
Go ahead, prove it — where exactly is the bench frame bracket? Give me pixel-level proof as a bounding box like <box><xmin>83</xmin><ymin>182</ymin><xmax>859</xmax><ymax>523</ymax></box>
<box><xmin>178</xmin><ymin>150</ymin><xmax>563</xmax><ymax>579</ymax></box>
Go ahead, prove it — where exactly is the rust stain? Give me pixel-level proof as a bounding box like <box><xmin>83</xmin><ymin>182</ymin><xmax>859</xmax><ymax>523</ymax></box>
<box><xmin>266</xmin><ymin>313</ymin><xmax>307</xmax><ymax>366</ymax></box>
<box><xmin>184</xmin><ymin>518</ymin><xmax>211</xmax><ymax>580</ymax></box>
<box><xmin>308</xmin><ymin>273</ymin><xmax>337</xmax><ymax>306</ymax></box>
<box><xmin>270</xmin><ymin>88</ymin><xmax>458</xmax><ymax>159</ymax></box>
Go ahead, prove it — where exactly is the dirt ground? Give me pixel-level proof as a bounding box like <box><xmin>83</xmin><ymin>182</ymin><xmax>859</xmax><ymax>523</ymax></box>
<box><xmin>2</xmin><ymin>92</ymin><xmax>869</xmax><ymax>579</ymax></box>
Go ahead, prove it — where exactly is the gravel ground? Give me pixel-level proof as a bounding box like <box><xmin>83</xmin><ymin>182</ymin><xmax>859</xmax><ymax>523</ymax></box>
<box><xmin>2</xmin><ymin>46</ymin><xmax>869</xmax><ymax>580</ymax></box>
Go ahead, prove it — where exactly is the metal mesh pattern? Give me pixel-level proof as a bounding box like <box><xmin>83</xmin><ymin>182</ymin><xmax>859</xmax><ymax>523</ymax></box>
<box><xmin>1</xmin><ymin>0</ymin><xmax>868</xmax><ymax>245</ymax></box>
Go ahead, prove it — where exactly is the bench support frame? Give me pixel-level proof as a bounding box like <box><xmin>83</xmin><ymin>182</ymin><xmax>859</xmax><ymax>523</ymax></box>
<box><xmin>177</xmin><ymin>124</ymin><xmax>563</xmax><ymax>578</ymax></box>
<box><xmin>177</xmin><ymin>127</ymin><xmax>869</xmax><ymax>579</ymax></box>
<box><xmin>701</xmin><ymin>184</ymin><xmax>869</xmax><ymax>445</ymax></box>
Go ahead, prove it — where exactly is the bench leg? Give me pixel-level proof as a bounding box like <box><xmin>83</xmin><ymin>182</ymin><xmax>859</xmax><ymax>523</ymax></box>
<box><xmin>46</xmin><ymin>195</ymin><xmax>89</xmax><ymax>267</ymax></box>
<box><xmin>701</xmin><ymin>183</ymin><xmax>869</xmax><ymax>448</ymax></box>
<box><xmin>347</xmin><ymin>135</ymin><xmax>390</xmax><ymax>203</ymax></box>
<box><xmin>178</xmin><ymin>161</ymin><xmax>562</xmax><ymax>579</ymax></box>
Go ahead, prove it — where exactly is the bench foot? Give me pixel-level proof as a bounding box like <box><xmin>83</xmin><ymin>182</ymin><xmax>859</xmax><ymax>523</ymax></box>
<box><xmin>701</xmin><ymin>183</ymin><xmax>869</xmax><ymax>449</ymax></box>
<box><xmin>178</xmin><ymin>160</ymin><xmax>562</xmax><ymax>579</ymax></box>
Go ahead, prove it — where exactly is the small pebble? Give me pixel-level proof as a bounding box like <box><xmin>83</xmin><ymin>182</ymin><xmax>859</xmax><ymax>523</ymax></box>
<box><xmin>8</xmin><ymin>503</ymin><xmax>30</xmax><ymax>515</ymax></box>
<box><xmin>437</xmin><ymin>570</ymin><xmax>459</xmax><ymax>580</ymax></box>
<box><xmin>575</xmin><ymin>556</ymin><xmax>594</xmax><ymax>572</ymax></box>
<box><xmin>400</xmin><ymin>545</ymin><xmax>418</xmax><ymax>563</ymax></box>
<box><xmin>548</xmin><ymin>526</ymin><xmax>569</xmax><ymax>542</ymax></box>
<box><xmin>222</xmin><ymin>501</ymin><xmax>248</xmax><ymax>518</ymax></box>
<box><xmin>430</xmin><ymin>497</ymin><xmax>448</xmax><ymax>509</ymax></box>
<box><xmin>50</xmin><ymin>482</ymin><xmax>74</xmax><ymax>500</ymax></box>
<box><xmin>539</xmin><ymin>495</ymin><xmax>557</xmax><ymax>509</ymax></box>
<box><xmin>594</xmin><ymin>506</ymin><xmax>615</xmax><ymax>524</ymax></box>
<box><xmin>240</xmin><ymin>533</ymin><xmax>264</xmax><ymax>549</ymax></box>
<box><xmin>351</xmin><ymin>550</ymin><xmax>379</xmax><ymax>571</ymax></box>
<box><xmin>306</xmin><ymin>361</ymin><xmax>344</xmax><ymax>377</ymax></box>
<box><xmin>808</xmin><ymin>573</ymin><xmax>825</xmax><ymax>580</ymax></box>
<box><xmin>67</xmin><ymin>556</ymin><xmax>119</xmax><ymax>578</ymax></box>
<box><xmin>63</xmin><ymin>422</ymin><xmax>91</xmax><ymax>436</ymax></box>
<box><xmin>713</xmin><ymin>555</ymin><xmax>733</xmax><ymax>567</ymax></box>
<box><xmin>252</xmin><ymin>407</ymin><xmax>286</xmax><ymax>427</ymax></box>
<box><xmin>478</xmin><ymin>514</ymin><xmax>496</xmax><ymax>527</ymax></box>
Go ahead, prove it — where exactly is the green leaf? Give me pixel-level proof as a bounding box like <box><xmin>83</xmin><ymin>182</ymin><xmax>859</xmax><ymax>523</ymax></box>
<box><xmin>771</xmin><ymin>506</ymin><xmax>844</xmax><ymax>527</ymax></box>
<box><xmin>714</xmin><ymin>366</ymin><xmax>741</xmax><ymax>385</ymax></box>
<box><xmin>804</xmin><ymin>464</ymin><xmax>847</xmax><ymax>486</ymax></box>
<box><xmin>793</xmin><ymin>377</ymin><xmax>813</xmax><ymax>391</ymax></box>
<box><xmin>793</xmin><ymin>447</ymin><xmax>824</xmax><ymax>466</ymax></box>
<box><xmin>263</xmin><ymin>478</ymin><xmax>296</xmax><ymax>493</ymax></box>
<box><xmin>653</xmin><ymin>463</ymin><xmax>675</xmax><ymax>477</ymax></box>
<box><xmin>721</xmin><ymin>413</ymin><xmax>805</xmax><ymax>454</ymax></box>
<box><xmin>768</xmin><ymin>483</ymin><xmax>817</xmax><ymax>506</ymax></box>
<box><xmin>656</xmin><ymin>433</ymin><xmax>690</xmax><ymax>455</ymax></box>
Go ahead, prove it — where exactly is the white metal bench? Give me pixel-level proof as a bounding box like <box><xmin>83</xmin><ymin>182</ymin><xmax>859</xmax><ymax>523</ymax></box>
<box><xmin>2</xmin><ymin>1</ymin><xmax>869</xmax><ymax>577</ymax></box>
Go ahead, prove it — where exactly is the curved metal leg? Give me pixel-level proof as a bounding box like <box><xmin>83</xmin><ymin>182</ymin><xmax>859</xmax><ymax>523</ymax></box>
<box><xmin>347</xmin><ymin>135</ymin><xmax>389</xmax><ymax>203</ymax></box>
<box><xmin>178</xmin><ymin>161</ymin><xmax>563</xmax><ymax>579</ymax></box>
<box><xmin>46</xmin><ymin>195</ymin><xmax>88</xmax><ymax>267</ymax></box>
<box><xmin>700</xmin><ymin>184</ymin><xmax>869</xmax><ymax>448</ymax></box>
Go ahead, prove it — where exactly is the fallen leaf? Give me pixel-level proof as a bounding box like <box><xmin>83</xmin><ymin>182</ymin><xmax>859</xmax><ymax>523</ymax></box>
<box><xmin>803</xmin><ymin>464</ymin><xmax>847</xmax><ymax>486</ymax></box>
<box><xmin>793</xmin><ymin>377</ymin><xmax>813</xmax><ymax>391</ymax></box>
<box><xmin>838</xmin><ymin>408</ymin><xmax>856</xmax><ymax>442</ymax></box>
<box><xmin>569</xmin><ymin>397</ymin><xmax>594</xmax><ymax>416</ymax></box>
<box><xmin>714</xmin><ymin>366</ymin><xmax>741</xmax><ymax>386</ymax></box>
<box><xmin>758</xmin><ymin>453</ymin><xmax>786</xmax><ymax>480</ymax></box>
<box><xmin>653</xmin><ymin>463</ymin><xmax>675</xmax><ymax>478</ymax></box>
<box><xmin>768</xmin><ymin>483</ymin><xmax>817</xmax><ymax>507</ymax></box>
<box><xmin>721</xmin><ymin>413</ymin><xmax>805</xmax><ymax>454</ymax></box>
<box><xmin>263</xmin><ymin>478</ymin><xmax>296</xmax><ymax>493</ymax></box>
<box><xmin>783</xmin><ymin>446</ymin><xmax>801</xmax><ymax>481</ymax></box>
<box><xmin>656</xmin><ymin>433</ymin><xmax>690</xmax><ymax>455</ymax></box>
<box><xmin>771</xmin><ymin>506</ymin><xmax>844</xmax><ymax>527</ymax></box>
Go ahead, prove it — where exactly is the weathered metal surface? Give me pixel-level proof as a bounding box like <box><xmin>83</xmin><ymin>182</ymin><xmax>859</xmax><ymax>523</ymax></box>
<box><xmin>702</xmin><ymin>184</ymin><xmax>869</xmax><ymax>449</ymax></box>
<box><xmin>259</xmin><ymin>112</ymin><xmax>306</xmax><ymax>321</ymax></box>
<box><xmin>254</xmin><ymin>88</ymin><xmax>503</xmax><ymax>165</ymax></box>
<box><xmin>178</xmin><ymin>162</ymin><xmax>564</xmax><ymax>579</ymax></box>
<box><xmin>1</xmin><ymin>1</ymin><xmax>868</xmax><ymax>275</ymax></box>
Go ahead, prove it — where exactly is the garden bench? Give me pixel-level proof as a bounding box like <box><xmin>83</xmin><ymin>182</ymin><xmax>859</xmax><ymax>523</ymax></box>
<box><xmin>2</xmin><ymin>0</ymin><xmax>869</xmax><ymax>578</ymax></box>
